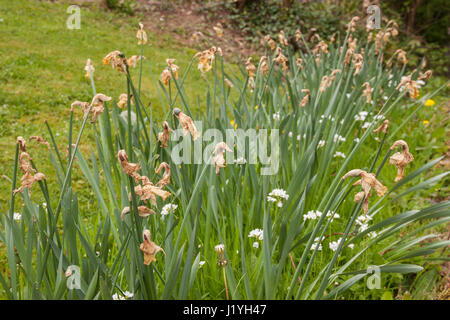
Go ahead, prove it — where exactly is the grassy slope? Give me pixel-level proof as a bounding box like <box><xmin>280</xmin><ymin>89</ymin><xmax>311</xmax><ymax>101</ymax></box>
<box><xmin>0</xmin><ymin>0</ymin><xmax>448</xmax><ymax>299</ymax></box>
<box><xmin>0</xmin><ymin>0</ymin><xmax>215</xmax><ymax>204</ymax></box>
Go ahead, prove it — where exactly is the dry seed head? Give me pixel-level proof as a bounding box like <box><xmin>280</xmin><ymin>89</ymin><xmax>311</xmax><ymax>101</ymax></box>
<box><xmin>140</xmin><ymin>229</ymin><xmax>164</xmax><ymax>265</ymax></box>
<box><xmin>136</xmin><ymin>22</ymin><xmax>147</xmax><ymax>45</ymax></box>
<box><xmin>173</xmin><ymin>109</ymin><xmax>200</xmax><ymax>140</ymax></box>
<box><xmin>373</xmin><ymin>120</ymin><xmax>390</xmax><ymax>134</ymax></box>
<box><xmin>121</xmin><ymin>206</ymin><xmax>156</xmax><ymax>221</ymax></box>
<box><xmin>389</xmin><ymin>140</ymin><xmax>414</xmax><ymax>182</ymax></box>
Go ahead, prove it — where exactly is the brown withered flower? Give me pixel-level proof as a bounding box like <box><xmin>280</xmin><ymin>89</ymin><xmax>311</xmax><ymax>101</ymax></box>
<box><xmin>140</xmin><ymin>229</ymin><xmax>164</xmax><ymax>265</ymax></box>
<box><xmin>14</xmin><ymin>142</ymin><xmax>46</xmax><ymax>195</ymax></box>
<box><xmin>155</xmin><ymin>162</ymin><xmax>171</xmax><ymax>188</ymax></box>
<box><xmin>224</xmin><ymin>78</ymin><xmax>234</xmax><ymax>88</ymax></box>
<box><xmin>117</xmin><ymin>149</ymin><xmax>141</xmax><ymax>181</ymax></box>
<box><xmin>245</xmin><ymin>57</ymin><xmax>257</xmax><ymax>78</ymax></box>
<box><xmin>103</xmin><ymin>50</ymin><xmax>127</xmax><ymax>73</ymax></box>
<box><xmin>17</xmin><ymin>136</ymin><xmax>26</xmax><ymax>152</ymax></box>
<box><xmin>173</xmin><ymin>108</ymin><xmax>200</xmax><ymax>140</ymax></box>
<box><xmin>295</xmin><ymin>29</ymin><xmax>302</xmax><ymax>42</ymax></box>
<box><xmin>195</xmin><ymin>46</ymin><xmax>222</xmax><ymax>76</ymax></box>
<box><xmin>121</xmin><ymin>206</ymin><xmax>156</xmax><ymax>221</ymax></box>
<box><xmin>158</xmin><ymin>121</ymin><xmax>173</xmax><ymax>148</ymax></box>
<box><xmin>134</xmin><ymin>179</ymin><xmax>171</xmax><ymax>208</ymax></box>
<box><xmin>117</xmin><ymin>93</ymin><xmax>133</xmax><ymax>109</ymax></box>
<box><xmin>136</xmin><ymin>22</ymin><xmax>147</xmax><ymax>45</ymax></box>
<box><xmin>319</xmin><ymin>75</ymin><xmax>329</xmax><ymax>93</ymax></box>
<box><xmin>274</xmin><ymin>47</ymin><xmax>288</xmax><ymax>71</ymax></box>
<box><xmin>90</xmin><ymin>93</ymin><xmax>112</xmax><ymax>122</ymax></box>
<box><xmin>418</xmin><ymin>70</ymin><xmax>432</xmax><ymax>81</ymax></box>
<box><xmin>278</xmin><ymin>30</ymin><xmax>288</xmax><ymax>46</ymax></box>
<box><xmin>29</xmin><ymin>136</ymin><xmax>50</xmax><ymax>149</ymax></box>
<box><xmin>352</xmin><ymin>53</ymin><xmax>364</xmax><ymax>76</ymax></box>
<box><xmin>84</xmin><ymin>58</ymin><xmax>94</xmax><ymax>78</ymax></box>
<box><xmin>343</xmin><ymin>169</ymin><xmax>388</xmax><ymax>214</ymax></box>
<box><xmin>212</xmin><ymin>142</ymin><xmax>233</xmax><ymax>175</ymax></box>
<box><xmin>396</xmin><ymin>74</ymin><xmax>419</xmax><ymax>99</ymax></box>
<box><xmin>126</xmin><ymin>55</ymin><xmax>145</xmax><ymax>68</ymax></box>
<box><xmin>361</xmin><ymin>82</ymin><xmax>372</xmax><ymax>103</ymax></box>
<box><xmin>373</xmin><ymin>120</ymin><xmax>390</xmax><ymax>134</ymax></box>
<box><xmin>300</xmin><ymin>89</ymin><xmax>310</xmax><ymax>107</ymax></box>
<box><xmin>296</xmin><ymin>58</ymin><xmax>303</xmax><ymax>70</ymax></box>
<box><xmin>389</xmin><ymin>140</ymin><xmax>414</xmax><ymax>182</ymax></box>
<box><xmin>70</xmin><ymin>101</ymin><xmax>90</xmax><ymax>113</ymax></box>
<box><xmin>347</xmin><ymin>16</ymin><xmax>360</xmax><ymax>33</ymax></box>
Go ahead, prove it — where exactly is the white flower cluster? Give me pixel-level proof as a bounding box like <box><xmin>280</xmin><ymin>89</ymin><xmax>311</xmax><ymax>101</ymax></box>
<box><xmin>333</xmin><ymin>151</ymin><xmax>346</xmax><ymax>158</ymax></box>
<box><xmin>329</xmin><ymin>238</ymin><xmax>355</xmax><ymax>251</ymax></box>
<box><xmin>317</xmin><ymin>140</ymin><xmax>326</xmax><ymax>148</ymax></box>
<box><xmin>297</xmin><ymin>133</ymin><xmax>306</xmax><ymax>141</ymax></box>
<box><xmin>13</xmin><ymin>212</ymin><xmax>21</xmax><ymax>221</ymax></box>
<box><xmin>161</xmin><ymin>203</ymin><xmax>178</xmax><ymax>216</ymax></box>
<box><xmin>112</xmin><ymin>291</ymin><xmax>134</xmax><ymax>300</ymax></box>
<box><xmin>354</xmin><ymin>111</ymin><xmax>368</xmax><ymax>121</ymax></box>
<box><xmin>304</xmin><ymin>210</ymin><xmax>340</xmax><ymax>221</ymax></box>
<box><xmin>267</xmin><ymin>188</ymin><xmax>289</xmax><ymax>207</ymax></box>
<box><xmin>248</xmin><ymin>228</ymin><xmax>263</xmax><ymax>241</ymax></box>
<box><xmin>311</xmin><ymin>237</ymin><xmax>323</xmax><ymax>251</ymax></box>
<box><xmin>273</xmin><ymin>112</ymin><xmax>280</xmax><ymax>121</ymax></box>
<box><xmin>319</xmin><ymin>114</ymin><xmax>336</xmax><ymax>123</ymax></box>
<box><xmin>333</xmin><ymin>134</ymin><xmax>346</xmax><ymax>143</ymax></box>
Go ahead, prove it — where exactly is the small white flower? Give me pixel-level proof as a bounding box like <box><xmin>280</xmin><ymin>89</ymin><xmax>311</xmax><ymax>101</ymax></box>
<box><xmin>333</xmin><ymin>151</ymin><xmax>346</xmax><ymax>158</ymax></box>
<box><xmin>354</xmin><ymin>137</ymin><xmax>360</xmax><ymax>143</ymax></box>
<box><xmin>268</xmin><ymin>188</ymin><xmax>289</xmax><ymax>200</ymax></box>
<box><xmin>161</xmin><ymin>203</ymin><xmax>178</xmax><ymax>216</ymax></box>
<box><xmin>303</xmin><ymin>210</ymin><xmax>322</xmax><ymax>221</ymax></box>
<box><xmin>374</xmin><ymin>114</ymin><xmax>385</xmax><ymax>121</ymax></box>
<box><xmin>42</xmin><ymin>202</ymin><xmax>47</xmax><ymax>209</ymax></box>
<box><xmin>362</xmin><ymin>121</ymin><xmax>372</xmax><ymax>129</ymax></box>
<box><xmin>348</xmin><ymin>243</ymin><xmax>355</xmax><ymax>249</ymax></box>
<box><xmin>317</xmin><ymin>140</ymin><xmax>326</xmax><ymax>148</ymax></box>
<box><xmin>123</xmin><ymin>291</ymin><xmax>134</xmax><ymax>299</ymax></box>
<box><xmin>333</xmin><ymin>134</ymin><xmax>346</xmax><ymax>143</ymax></box>
<box><xmin>234</xmin><ymin>157</ymin><xmax>247</xmax><ymax>164</ymax></box>
<box><xmin>329</xmin><ymin>238</ymin><xmax>342</xmax><ymax>251</ymax></box>
<box><xmin>13</xmin><ymin>212</ymin><xmax>21</xmax><ymax>221</ymax></box>
<box><xmin>112</xmin><ymin>293</ymin><xmax>126</xmax><ymax>300</ymax></box>
<box><xmin>311</xmin><ymin>237</ymin><xmax>323</xmax><ymax>251</ymax></box>
<box><xmin>368</xmin><ymin>231</ymin><xmax>378</xmax><ymax>239</ymax></box>
<box><xmin>215</xmin><ymin>244</ymin><xmax>225</xmax><ymax>253</ymax></box>
<box><xmin>383</xmin><ymin>96</ymin><xmax>388</xmax><ymax>100</ymax></box>
<box><xmin>267</xmin><ymin>196</ymin><xmax>277</xmax><ymax>202</ymax></box>
<box><xmin>253</xmin><ymin>242</ymin><xmax>259</xmax><ymax>248</ymax></box>
<box><xmin>199</xmin><ymin>261</ymin><xmax>206</xmax><ymax>267</ymax></box>
<box><xmin>277</xmin><ymin>201</ymin><xmax>283</xmax><ymax>208</ymax></box>
<box><xmin>355</xmin><ymin>111</ymin><xmax>368</xmax><ymax>121</ymax></box>
<box><xmin>346</xmin><ymin>93</ymin><xmax>351</xmax><ymax>98</ymax></box>
<box><xmin>273</xmin><ymin>112</ymin><xmax>280</xmax><ymax>121</ymax></box>
<box><xmin>326</xmin><ymin>211</ymin><xmax>340</xmax><ymax>221</ymax></box>
<box><xmin>248</xmin><ymin>228</ymin><xmax>264</xmax><ymax>241</ymax></box>
<box><xmin>288</xmin><ymin>131</ymin><xmax>293</xmax><ymax>138</ymax></box>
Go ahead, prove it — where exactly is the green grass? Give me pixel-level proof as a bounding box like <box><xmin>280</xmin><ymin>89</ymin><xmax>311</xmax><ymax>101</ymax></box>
<box><xmin>0</xmin><ymin>0</ymin><xmax>216</xmax><ymax>204</ymax></box>
<box><xmin>0</xmin><ymin>0</ymin><xmax>449</xmax><ymax>300</ymax></box>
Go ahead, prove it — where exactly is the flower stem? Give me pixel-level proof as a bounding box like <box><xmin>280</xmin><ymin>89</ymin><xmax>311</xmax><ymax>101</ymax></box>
<box><xmin>222</xmin><ymin>267</ymin><xmax>229</xmax><ymax>300</ymax></box>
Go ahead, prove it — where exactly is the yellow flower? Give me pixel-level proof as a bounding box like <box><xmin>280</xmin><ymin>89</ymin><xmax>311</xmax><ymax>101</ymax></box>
<box><xmin>254</xmin><ymin>105</ymin><xmax>259</xmax><ymax>110</ymax></box>
<box><xmin>423</xmin><ymin>120</ymin><xmax>429</xmax><ymax>125</ymax></box>
<box><xmin>230</xmin><ymin>120</ymin><xmax>237</xmax><ymax>130</ymax></box>
<box><xmin>424</xmin><ymin>99</ymin><xmax>435</xmax><ymax>107</ymax></box>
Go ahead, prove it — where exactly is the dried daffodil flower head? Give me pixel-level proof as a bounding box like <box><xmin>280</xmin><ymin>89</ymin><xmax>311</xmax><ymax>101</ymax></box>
<box><xmin>103</xmin><ymin>51</ymin><xmax>127</xmax><ymax>73</ymax></box>
<box><xmin>295</xmin><ymin>29</ymin><xmax>302</xmax><ymax>42</ymax></box>
<box><xmin>134</xmin><ymin>180</ymin><xmax>171</xmax><ymax>208</ymax></box>
<box><xmin>389</xmin><ymin>140</ymin><xmax>414</xmax><ymax>182</ymax></box>
<box><xmin>278</xmin><ymin>30</ymin><xmax>288</xmax><ymax>46</ymax></box>
<box><xmin>373</xmin><ymin>119</ymin><xmax>390</xmax><ymax>134</ymax></box>
<box><xmin>158</xmin><ymin>121</ymin><xmax>173</xmax><ymax>148</ymax></box>
<box><xmin>29</xmin><ymin>136</ymin><xmax>50</xmax><ymax>149</ymax></box>
<box><xmin>17</xmin><ymin>136</ymin><xmax>27</xmax><ymax>152</ymax></box>
<box><xmin>118</xmin><ymin>149</ymin><xmax>141</xmax><ymax>181</ymax></box>
<box><xmin>362</xmin><ymin>82</ymin><xmax>372</xmax><ymax>103</ymax></box>
<box><xmin>343</xmin><ymin>169</ymin><xmax>387</xmax><ymax>214</ymax></box>
<box><xmin>70</xmin><ymin>101</ymin><xmax>90</xmax><ymax>113</ymax></box>
<box><xmin>140</xmin><ymin>229</ymin><xmax>164</xmax><ymax>265</ymax></box>
<box><xmin>160</xmin><ymin>68</ymin><xmax>172</xmax><ymax>86</ymax></box>
<box><xmin>84</xmin><ymin>58</ymin><xmax>94</xmax><ymax>78</ymax></box>
<box><xmin>347</xmin><ymin>16</ymin><xmax>360</xmax><ymax>33</ymax></box>
<box><xmin>89</xmin><ymin>93</ymin><xmax>112</xmax><ymax>122</ymax></box>
<box><xmin>126</xmin><ymin>55</ymin><xmax>145</xmax><ymax>68</ymax></box>
<box><xmin>245</xmin><ymin>57</ymin><xmax>256</xmax><ymax>77</ymax></box>
<box><xmin>300</xmin><ymin>89</ymin><xmax>310</xmax><ymax>107</ymax></box>
<box><xmin>117</xmin><ymin>93</ymin><xmax>133</xmax><ymax>109</ymax></box>
<box><xmin>173</xmin><ymin>108</ymin><xmax>200</xmax><ymax>140</ymax></box>
<box><xmin>155</xmin><ymin>162</ymin><xmax>171</xmax><ymax>188</ymax></box>
<box><xmin>136</xmin><ymin>22</ymin><xmax>147</xmax><ymax>45</ymax></box>
<box><xmin>274</xmin><ymin>47</ymin><xmax>289</xmax><ymax>71</ymax></box>
<box><xmin>396</xmin><ymin>74</ymin><xmax>419</xmax><ymax>99</ymax></box>
<box><xmin>121</xmin><ymin>206</ymin><xmax>156</xmax><ymax>221</ymax></box>
<box><xmin>212</xmin><ymin>142</ymin><xmax>233</xmax><ymax>175</ymax></box>
<box><xmin>214</xmin><ymin>244</ymin><xmax>227</xmax><ymax>267</ymax></box>
<box><xmin>195</xmin><ymin>46</ymin><xmax>222</xmax><ymax>76</ymax></box>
